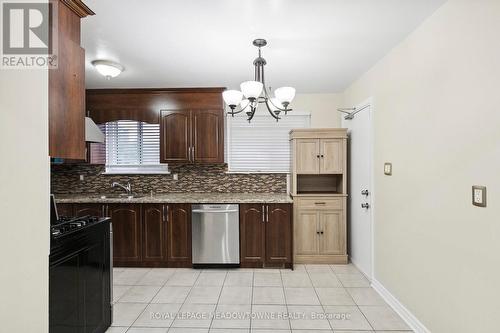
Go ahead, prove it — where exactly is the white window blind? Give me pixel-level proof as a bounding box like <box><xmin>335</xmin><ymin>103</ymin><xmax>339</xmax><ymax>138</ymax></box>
<box><xmin>227</xmin><ymin>113</ymin><xmax>310</xmax><ymax>173</ymax></box>
<box><xmin>100</xmin><ymin>120</ymin><xmax>168</xmax><ymax>174</ymax></box>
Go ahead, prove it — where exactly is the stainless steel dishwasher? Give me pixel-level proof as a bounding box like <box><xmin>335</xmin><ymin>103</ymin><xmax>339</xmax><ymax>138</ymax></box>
<box><xmin>192</xmin><ymin>204</ymin><xmax>240</xmax><ymax>265</ymax></box>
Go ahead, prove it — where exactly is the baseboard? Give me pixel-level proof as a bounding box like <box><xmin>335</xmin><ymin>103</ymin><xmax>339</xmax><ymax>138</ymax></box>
<box><xmin>348</xmin><ymin>256</ymin><xmax>372</xmax><ymax>281</ymax></box>
<box><xmin>371</xmin><ymin>278</ymin><xmax>431</xmax><ymax>333</ymax></box>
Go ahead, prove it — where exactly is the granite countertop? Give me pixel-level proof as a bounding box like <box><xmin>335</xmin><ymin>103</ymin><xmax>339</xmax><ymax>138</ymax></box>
<box><xmin>54</xmin><ymin>192</ymin><xmax>293</xmax><ymax>204</ymax></box>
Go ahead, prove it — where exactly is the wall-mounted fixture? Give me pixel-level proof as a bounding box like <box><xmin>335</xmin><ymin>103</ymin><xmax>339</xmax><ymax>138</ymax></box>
<box><xmin>384</xmin><ymin>163</ymin><xmax>392</xmax><ymax>175</ymax></box>
<box><xmin>472</xmin><ymin>185</ymin><xmax>487</xmax><ymax>207</ymax></box>
<box><xmin>222</xmin><ymin>39</ymin><xmax>296</xmax><ymax>122</ymax></box>
<box><xmin>91</xmin><ymin>60</ymin><xmax>124</xmax><ymax>80</ymax></box>
<box><xmin>337</xmin><ymin>104</ymin><xmax>370</xmax><ymax>120</ymax></box>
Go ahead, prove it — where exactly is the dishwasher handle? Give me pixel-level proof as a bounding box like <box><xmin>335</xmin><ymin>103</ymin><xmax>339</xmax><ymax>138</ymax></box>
<box><xmin>192</xmin><ymin>209</ymin><xmax>239</xmax><ymax>213</ymax></box>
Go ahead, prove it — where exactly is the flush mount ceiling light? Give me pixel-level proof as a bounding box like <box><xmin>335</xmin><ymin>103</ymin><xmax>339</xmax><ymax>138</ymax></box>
<box><xmin>91</xmin><ymin>60</ymin><xmax>124</xmax><ymax>80</ymax></box>
<box><xmin>222</xmin><ymin>39</ymin><xmax>296</xmax><ymax>122</ymax></box>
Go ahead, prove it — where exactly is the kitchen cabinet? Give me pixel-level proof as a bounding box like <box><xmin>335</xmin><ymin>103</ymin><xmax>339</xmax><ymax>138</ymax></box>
<box><xmin>108</xmin><ymin>204</ymin><xmax>142</xmax><ymax>264</ymax></box>
<box><xmin>49</xmin><ymin>0</ymin><xmax>93</xmax><ymax>159</ymax></box>
<box><xmin>166</xmin><ymin>204</ymin><xmax>192</xmax><ymax>265</ymax></box>
<box><xmin>240</xmin><ymin>203</ymin><xmax>293</xmax><ymax>268</ymax></box>
<box><xmin>142</xmin><ymin>204</ymin><xmax>167</xmax><ymax>263</ymax></box>
<box><xmin>160</xmin><ymin>109</ymin><xmax>224</xmax><ymax>164</ymax></box>
<box><xmin>295</xmin><ymin>138</ymin><xmax>343</xmax><ymax>174</ymax></box>
<box><xmin>294</xmin><ymin>198</ymin><xmax>347</xmax><ymax>263</ymax></box>
<box><xmin>290</xmin><ymin>129</ymin><xmax>348</xmax><ymax>264</ymax></box>
<box><xmin>74</xmin><ymin>203</ymin><xmax>105</xmax><ymax>218</ymax></box>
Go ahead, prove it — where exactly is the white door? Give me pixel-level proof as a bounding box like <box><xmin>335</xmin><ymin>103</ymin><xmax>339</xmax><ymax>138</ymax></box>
<box><xmin>342</xmin><ymin>102</ymin><xmax>373</xmax><ymax>278</ymax></box>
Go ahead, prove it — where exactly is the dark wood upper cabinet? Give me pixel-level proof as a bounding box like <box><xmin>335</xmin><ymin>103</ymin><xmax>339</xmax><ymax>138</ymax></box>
<box><xmin>49</xmin><ymin>0</ymin><xmax>93</xmax><ymax>159</ymax></box>
<box><xmin>160</xmin><ymin>110</ymin><xmax>192</xmax><ymax>164</ymax></box>
<box><xmin>108</xmin><ymin>204</ymin><xmax>142</xmax><ymax>263</ymax></box>
<box><xmin>142</xmin><ymin>204</ymin><xmax>167</xmax><ymax>262</ymax></box>
<box><xmin>167</xmin><ymin>204</ymin><xmax>191</xmax><ymax>263</ymax></box>
<box><xmin>265</xmin><ymin>204</ymin><xmax>293</xmax><ymax>265</ymax></box>
<box><xmin>240</xmin><ymin>204</ymin><xmax>266</xmax><ymax>265</ymax></box>
<box><xmin>192</xmin><ymin>109</ymin><xmax>224</xmax><ymax>163</ymax></box>
<box><xmin>56</xmin><ymin>203</ymin><xmax>74</xmax><ymax>217</ymax></box>
<box><xmin>160</xmin><ymin>109</ymin><xmax>224</xmax><ymax>164</ymax></box>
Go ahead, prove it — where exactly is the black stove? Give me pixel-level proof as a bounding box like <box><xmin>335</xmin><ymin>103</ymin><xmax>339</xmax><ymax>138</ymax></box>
<box><xmin>51</xmin><ymin>215</ymin><xmax>103</xmax><ymax>238</ymax></box>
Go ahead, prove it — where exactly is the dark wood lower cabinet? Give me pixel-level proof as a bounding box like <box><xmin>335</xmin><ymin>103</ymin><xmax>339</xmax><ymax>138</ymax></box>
<box><xmin>167</xmin><ymin>204</ymin><xmax>192</xmax><ymax>266</ymax></box>
<box><xmin>240</xmin><ymin>204</ymin><xmax>266</xmax><ymax>266</ymax></box>
<box><xmin>74</xmin><ymin>203</ymin><xmax>105</xmax><ymax>217</ymax></box>
<box><xmin>240</xmin><ymin>203</ymin><xmax>293</xmax><ymax>268</ymax></box>
<box><xmin>108</xmin><ymin>204</ymin><xmax>142</xmax><ymax>264</ymax></box>
<box><xmin>142</xmin><ymin>204</ymin><xmax>167</xmax><ymax>263</ymax></box>
<box><xmin>66</xmin><ymin>202</ymin><xmax>291</xmax><ymax>269</ymax></box>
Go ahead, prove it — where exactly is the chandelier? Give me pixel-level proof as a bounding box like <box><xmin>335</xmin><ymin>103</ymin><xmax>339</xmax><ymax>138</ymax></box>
<box><xmin>222</xmin><ymin>39</ymin><xmax>296</xmax><ymax>122</ymax></box>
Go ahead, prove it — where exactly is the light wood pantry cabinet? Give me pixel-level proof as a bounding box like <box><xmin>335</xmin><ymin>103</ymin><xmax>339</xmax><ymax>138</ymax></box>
<box><xmin>290</xmin><ymin>129</ymin><xmax>348</xmax><ymax>264</ymax></box>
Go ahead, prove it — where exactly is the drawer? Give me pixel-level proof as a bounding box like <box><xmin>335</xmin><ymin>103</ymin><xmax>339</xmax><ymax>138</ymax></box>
<box><xmin>296</xmin><ymin>197</ymin><xmax>343</xmax><ymax>210</ymax></box>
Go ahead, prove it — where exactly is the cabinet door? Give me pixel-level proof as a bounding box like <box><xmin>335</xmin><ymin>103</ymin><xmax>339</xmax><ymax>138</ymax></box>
<box><xmin>295</xmin><ymin>210</ymin><xmax>319</xmax><ymax>255</ymax></box>
<box><xmin>167</xmin><ymin>204</ymin><xmax>191</xmax><ymax>263</ymax></box>
<box><xmin>320</xmin><ymin>139</ymin><xmax>343</xmax><ymax>174</ymax></box>
<box><xmin>265</xmin><ymin>204</ymin><xmax>292</xmax><ymax>265</ymax></box>
<box><xmin>142</xmin><ymin>204</ymin><xmax>167</xmax><ymax>262</ymax></box>
<box><xmin>56</xmin><ymin>203</ymin><xmax>74</xmax><ymax>217</ymax></box>
<box><xmin>192</xmin><ymin>109</ymin><xmax>224</xmax><ymax>163</ymax></box>
<box><xmin>318</xmin><ymin>210</ymin><xmax>344</xmax><ymax>255</ymax></box>
<box><xmin>160</xmin><ymin>110</ymin><xmax>192</xmax><ymax>163</ymax></box>
<box><xmin>74</xmin><ymin>204</ymin><xmax>104</xmax><ymax>217</ymax></box>
<box><xmin>295</xmin><ymin>139</ymin><xmax>320</xmax><ymax>174</ymax></box>
<box><xmin>49</xmin><ymin>38</ymin><xmax>86</xmax><ymax>160</ymax></box>
<box><xmin>109</xmin><ymin>204</ymin><xmax>142</xmax><ymax>263</ymax></box>
<box><xmin>240</xmin><ymin>204</ymin><xmax>266</xmax><ymax>265</ymax></box>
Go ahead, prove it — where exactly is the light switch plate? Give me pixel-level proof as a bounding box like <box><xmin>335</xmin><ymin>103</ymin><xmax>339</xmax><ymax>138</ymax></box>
<box><xmin>384</xmin><ymin>163</ymin><xmax>392</xmax><ymax>176</ymax></box>
<box><xmin>472</xmin><ymin>185</ymin><xmax>487</xmax><ymax>207</ymax></box>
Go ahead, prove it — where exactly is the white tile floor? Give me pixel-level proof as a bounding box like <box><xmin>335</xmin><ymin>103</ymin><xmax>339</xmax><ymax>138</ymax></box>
<box><xmin>108</xmin><ymin>264</ymin><xmax>412</xmax><ymax>333</ymax></box>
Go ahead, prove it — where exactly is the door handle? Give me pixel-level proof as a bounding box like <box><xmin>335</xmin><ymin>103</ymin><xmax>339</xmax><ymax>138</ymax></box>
<box><xmin>361</xmin><ymin>203</ymin><xmax>370</xmax><ymax>209</ymax></box>
<box><xmin>361</xmin><ymin>189</ymin><xmax>369</xmax><ymax>196</ymax></box>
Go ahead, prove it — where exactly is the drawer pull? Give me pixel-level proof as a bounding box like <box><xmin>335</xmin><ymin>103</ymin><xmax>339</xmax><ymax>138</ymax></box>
<box><xmin>315</xmin><ymin>202</ymin><xmax>326</xmax><ymax>205</ymax></box>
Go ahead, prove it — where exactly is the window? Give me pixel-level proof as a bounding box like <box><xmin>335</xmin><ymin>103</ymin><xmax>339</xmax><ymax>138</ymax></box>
<box><xmin>98</xmin><ymin>120</ymin><xmax>168</xmax><ymax>174</ymax></box>
<box><xmin>226</xmin><ymin>112</ymin><xmax>310</xmax><ymax>173</ymax></box>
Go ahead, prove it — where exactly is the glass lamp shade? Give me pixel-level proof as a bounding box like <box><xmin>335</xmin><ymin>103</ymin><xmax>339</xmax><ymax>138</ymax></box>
<box><xmin>274</xmin><ymin>86</ymin><xmax>296</xmax><ymax>104</ymax></box>
<box><xmin>91</xmin><ymin>60</ymin><xmax>124</xmax><ymax>79</ymax></box>
<box><xmin>267</xmin><ymin>98</ymin><xmax>283</xmax><ymax>111</ymax></box>
<box><xmin>222</xmin><ymin>90</ymin><xmax>243</xmax><ymax>107</ymax></box>
<box><xmin>240</xmin><ymin>81</ymin><xmax>263</xmax><ymax>100</ymax></box>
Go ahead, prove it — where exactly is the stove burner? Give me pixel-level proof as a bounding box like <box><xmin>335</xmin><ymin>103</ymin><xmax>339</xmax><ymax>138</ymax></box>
<box><xmin>51</xmin><ymin>215</ymin><xmax>102</xmax><ymax>238</ymax></box>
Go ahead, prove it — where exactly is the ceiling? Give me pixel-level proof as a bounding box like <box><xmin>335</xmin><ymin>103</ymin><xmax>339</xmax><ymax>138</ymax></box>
<box><xmin>82</xmin><ymin>0</ymin><xmax>446</xmax><ymax>93</ymax></box>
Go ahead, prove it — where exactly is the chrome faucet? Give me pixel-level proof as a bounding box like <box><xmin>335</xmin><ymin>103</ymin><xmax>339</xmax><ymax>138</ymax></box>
<box><xmin>111</xmin><ymin>182</ymin><xmax>132</xmax><ymax>195</ymax></box>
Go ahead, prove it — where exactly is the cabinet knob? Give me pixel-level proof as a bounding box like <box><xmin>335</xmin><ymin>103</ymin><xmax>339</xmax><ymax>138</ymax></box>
<box><xmin>316</xmin><ymin>154</ymin><xmax>320</xmax><ymax>158</ymax></box>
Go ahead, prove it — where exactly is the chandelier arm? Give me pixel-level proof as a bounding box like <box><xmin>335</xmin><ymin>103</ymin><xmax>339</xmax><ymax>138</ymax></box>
<box><xmin>247</xmin><ymin>106</ymin><xmax>257</xmax><ymax>122</ymax></box>
<box><xmin>227</xmin><ymin>108</ymin><xmax>245</xmax><ymax>116</ymax></box>
<box><xmin>264</xmin><ymin>99</ymin><xmax>281</xmax><ymax>121</ymax></box>
<box><xmin>262</xmin><ymin>82</ymin><xmax>292</xmax><ymax>112</ymax></box>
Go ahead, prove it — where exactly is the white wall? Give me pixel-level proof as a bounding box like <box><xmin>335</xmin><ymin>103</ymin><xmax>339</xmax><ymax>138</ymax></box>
<box><xmin>0</xmin><ymin>70</ymin><xmax>49</xmax><ymax>330</ymax></box>
<box><xmin>342</xmin><ymin>0</ymin><xmax>500</xmax><ymax>331</ymax></box>
<box><xmin>293</xmin><ymin>93</ymin><xmax>343</xmax><ymax>128</ymax></box>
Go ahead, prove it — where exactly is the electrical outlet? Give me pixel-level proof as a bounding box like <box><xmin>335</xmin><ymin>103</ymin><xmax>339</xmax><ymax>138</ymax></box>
<box><xmin>384</xmin><ymin>163</ymin><xmax>392</xmax><ymax>176</ymax></box>
<box><xmin>172</xmin><ymin>173</ymin><xmax>178</xmax><ymax>181</ymax></box>
<box><xmin>472</xmin><ymin>186</ymin><xmax>486</xmax><ymax>207</ymax></box>
<box><xmin>79</xmin><ymin>174</ymin><xmax>84</xmax><ymax>181</ymax></box>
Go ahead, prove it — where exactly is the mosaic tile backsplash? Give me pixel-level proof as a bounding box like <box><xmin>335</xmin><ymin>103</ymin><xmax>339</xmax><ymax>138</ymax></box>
<box><xmin>51</xmin><ymin>164</ymin><xmax>287</xmax><ymax>194</ymax></box>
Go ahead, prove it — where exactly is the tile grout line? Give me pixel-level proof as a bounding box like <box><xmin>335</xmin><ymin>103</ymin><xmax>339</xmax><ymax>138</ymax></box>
<box><xmin>306</xmin><ymin>265</ymin><xmax>334</xmax><ymax>332</ymax></box>
<box><xmin>279</xmin><ymin>269</ymin><xmax>293</xmax><ymax>332</ymax></box>
<box><xmin>208</xmin><ymin>269</ymin><xmax>228</xmax><ymax>330</ymax></box>
<box><xmin>330</xmin><ymin>264</ymin><xmax>376</xmax><ymax>332</ymax></box>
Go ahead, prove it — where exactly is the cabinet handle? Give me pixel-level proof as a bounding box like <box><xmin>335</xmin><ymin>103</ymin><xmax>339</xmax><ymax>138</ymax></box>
<box><xmin>315</xmin><ymin>202</ymin><xmax>326</xmax><ymax>205</ymax></box>
<box><xmin>166</xmin><ymin>205</ymin><xmax>169</xmax><ymax>222</ymax></box>
<box><xmin>162</xmin><ymin>205</ymin><xmax>165</xmax><ymax>222</ymax></box>
<box><xmin>320</xmin><ymin>154</ymin><xmax>324</xmax><ymax>158</ymax></box>
<box><xmin>101</xmin><ymin>205</ymin><xmax>105</xmax><ymax>217</ymax></box>
<box><xmin>266</xmin><ymin>206</ymin><xmax>269</xmax><ymax>222</ymax></box>
<box><xmin>316</xmin><ymin>154</ymin><xmax>320</xmax><ymax>158</ymax></box>
<box><xmin>316</xmin><ymin>231</ymin><xmax>320</xmax><ymax>234</ymax></box>
<box><xmin>320</xmin><ymin>231</ymin><xmax>324</xmax><ymax>234</ymax></box>
<box><xmin>261</xmin><ymin>205</ymin><xmax>265</xmax><ymax>223</ymax></box>
<box><xmin>192</xmin><ymin>146</ymin><xmax>195</xmax><ymax>161</ymax></box>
